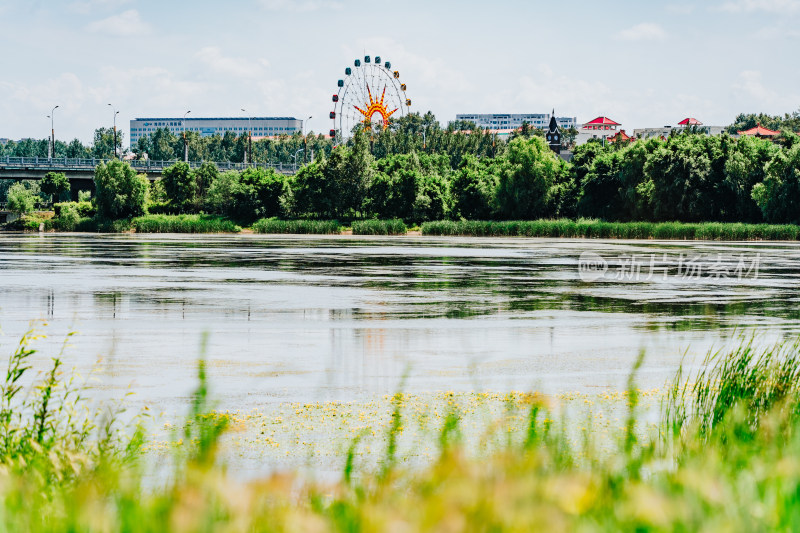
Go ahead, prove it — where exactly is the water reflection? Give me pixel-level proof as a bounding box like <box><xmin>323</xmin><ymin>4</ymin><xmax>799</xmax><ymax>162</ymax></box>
<box><xmin>1</xmin><ymin>234</ymin><xmax>799</xmax><ymax>414</ymax></box>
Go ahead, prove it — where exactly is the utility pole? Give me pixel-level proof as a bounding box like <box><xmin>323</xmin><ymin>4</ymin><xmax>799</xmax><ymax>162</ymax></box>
<box><xmin>108</xmin><ymin>104</ymin><xmax>119</xmax><ymax>159</ymax></box>
<box><xmin>183</xmin><ymin>110</ymin><xmax>191</xmax><ymax>162</ymax></box>
<box><xmin>241</xmin><ymin>108</ymin><xmax>252</xmax><ymax>164</ymax></box>
<box><xmin>303</xmin><ymin>116</ymin><xmax>312</xmax><ymax>164</ymax></box>
<box><xmin>47</xmin><ymin>105</ymin><xmax>59</xmax><ymax>159</ymax></box>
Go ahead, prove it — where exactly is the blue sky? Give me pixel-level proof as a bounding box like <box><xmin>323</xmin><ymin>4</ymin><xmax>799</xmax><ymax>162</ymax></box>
<box><xmin>1</xmin><ymin>0</ymin><xmax>798</xmax><ymax>144</ymax></box>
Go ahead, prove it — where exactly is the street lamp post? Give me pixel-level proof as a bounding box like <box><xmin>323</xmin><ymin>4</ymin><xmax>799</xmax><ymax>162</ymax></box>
<box><xmin>183</xmin><ymin>110</ymin><xmax>191</xmax><ymax>162</ymax></box>
<box><xmin>302</xmin><ymin>115</ymin><xmax>312</xmax><ymax>164</ymax></box>
<box><xmin>241</xmin><ymin>108</ymin><xmax>252</xmax><ymax>164</ymax></box>
<box><xmin>293</xmin><ymin>148</ymin><xmax>304</xmax><ymax>170</ymax></box>
<box><xmin>47</xmin><ymin>105</ymin><xmax>59</xmax><ymax>159</ymax></box>
<box><xmin>108</xmin><ymin>104</ymin><xmax>119</xmax><ymax>159</ymax></box>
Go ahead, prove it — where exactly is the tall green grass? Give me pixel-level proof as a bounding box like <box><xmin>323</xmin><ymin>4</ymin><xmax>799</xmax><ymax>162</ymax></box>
<box><xmin>352</xmin><ymin>219</ymin><xmax>407</xmax><ymax>235</ymax></box>
<box><xmin>421</xmin><ymin>219</ymin><xmax>800</xmax><ymax>240</ymax></box>
<box><xmin>252</xmin><ymin>217</ymin><xmax>342</xmax><ymax>234</ymax></box>
<box><xmin>5</xmin><ymin>330</ymin><xmax>800</xmax><ymax>531</ymax></box>
<box><xmin>132</xmin><ymin>214</ymin><xmax>241</xmax><ymax>233</ymax></box>
<box><xmin>665</xmin><ymin>337</ymin><xmax>800</xmax><ymax>439</ymax></box>
<box><xmin>0</xmin><ymin>326</ymin><xmax>140</xmax><ymax>482</ymax></box>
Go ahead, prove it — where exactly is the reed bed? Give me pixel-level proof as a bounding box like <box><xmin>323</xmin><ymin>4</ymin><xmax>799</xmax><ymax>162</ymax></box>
<box><xmin>421</xmin><ymin>219</ymin><xmax>800</xmax><ymax>240</ymax></box>
<box><xmin>5</xmin><ymin>329</ymin><xmax>800</xmax><ymax>531</ymax></box>
<box><xmin>351</xmin><ymin>218</ymin><xmax>408</xmax><ymax>235</ymax></box>
<box><xmin>252</xmin><ymin>218</ymin><xmax>342</xmax><ymax>234</ymax></box>
<box><xmin>132</xmin><ymin>214</ymin><xmax>241</xmax><ymax>233</ymax></box>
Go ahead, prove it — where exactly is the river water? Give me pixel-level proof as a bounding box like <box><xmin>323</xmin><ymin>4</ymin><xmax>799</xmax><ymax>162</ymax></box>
<box><xmin>1</xmin><ymin>233</ymin><xmax>800</xmax><ymax>416</ymax></box>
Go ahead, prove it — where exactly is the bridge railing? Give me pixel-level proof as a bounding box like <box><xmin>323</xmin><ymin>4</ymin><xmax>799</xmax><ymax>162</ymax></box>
<box><xmin>0</xmin><ymin>157</ymin><xmax>297</xmax><ymax>174</ymax></box>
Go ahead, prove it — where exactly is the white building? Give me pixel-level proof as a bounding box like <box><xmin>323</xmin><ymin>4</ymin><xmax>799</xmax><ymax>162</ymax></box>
<box><xmin>129</xmin><ymin>117</ymin><xmax>303</xmax><ymax>147</ymax></box>
<box><xmin>576</xmin><ymin>116</ymin><xmax>623</xmax><ymax>145</ymax></box>
<box><xmin>452</xmin><ymin>113</ymin><xmax>578</xmax><ymax>134</ymax></box>
<box><xmin>633</xmin><ymin>118</ymin><xmax>725</xmax><ymax>140</ymax></box>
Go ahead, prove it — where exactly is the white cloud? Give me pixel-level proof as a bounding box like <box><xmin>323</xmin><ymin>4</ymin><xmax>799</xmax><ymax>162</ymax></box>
<box><xmin>718</xmin><ymin>0</ymin><xmax>800</xmax><ymax>13</ymax></box>
<box><xmin>86</xmin><ymin>9</ymin><xmax>150</xmax><ymax>36</ymax></box>
<box><xmin>733</xmin><ymin>70</ymin><xmax>776</xmax><ymax>101</ymax></box>
<box><xmin>731</xmin><ymin>70</ymin><xmax>799</xmax><ymax>111</ymax></box>
<box><xmin>94</xmin><ymin>66</ymin><xmax>211</xmax><ymax>109</ymax></box>
<box><xmin>195</xmin><ymin>47</ymin><xmax>270</xmax><ymax>79</ymax></box>
<box><xmin>665</xmin><ymin>4</ymin><xmax>696</xmax><ymax>14</ymax></box>
<box><xmin>69</xmin><ymin>0</ymin><xmax>132</xmax><ymax>14</ymax></box>
<box><xmin>616</xmin><ymin>22</ymin><xmax>667</xmax><ymax>41</ymax></box>
<box><xmin>258</xmin><ymin>0</ymin><xmax>343</xmax><ymax>12</ymax></box>
<box><xmin>752</xmin><ymin>24</ymin><xmax>800</xmax><ymax>38</ymax></box>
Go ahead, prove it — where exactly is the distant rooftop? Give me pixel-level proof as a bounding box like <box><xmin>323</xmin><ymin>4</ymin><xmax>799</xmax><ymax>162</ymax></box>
<box><xmin>738</xmin><ymin>123</ymin><xmax>780</xmax><ymax>137</ymax></box>
<box><xmin>584</xmin><ymin>116</ymin><xmax>621</xmax><ymax>126</ymax></box>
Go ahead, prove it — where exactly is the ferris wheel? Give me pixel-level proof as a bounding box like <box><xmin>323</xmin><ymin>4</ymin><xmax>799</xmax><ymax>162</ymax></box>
<box><xmin>329</xmin><ymin>55</ymin><xmax>411</xmax><ymax>140</ymax></box>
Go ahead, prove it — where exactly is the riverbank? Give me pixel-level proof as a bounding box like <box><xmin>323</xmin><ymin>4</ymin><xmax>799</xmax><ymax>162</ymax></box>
<box><xmin>6</xmin><ymin>213</ymin><xmax>800</xmax><ymax>241</ymax></box>
<box><xmin>421</xmin><ymin>219</ymin><xmax>800</xmax><ymax>240</ymax></box>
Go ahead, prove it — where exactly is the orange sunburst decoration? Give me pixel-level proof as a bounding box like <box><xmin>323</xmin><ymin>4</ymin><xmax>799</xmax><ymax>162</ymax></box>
<box><xmin>353</xmin><ymin>84</ymin><xmax>398</xmax><ymax>130</ymax></box>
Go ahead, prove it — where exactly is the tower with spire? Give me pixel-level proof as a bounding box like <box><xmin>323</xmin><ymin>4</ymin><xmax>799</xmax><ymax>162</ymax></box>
<box><xmin>546</xmin><ymin>109</ymin><xmax>561</xmax><ymax>154</ymax></box>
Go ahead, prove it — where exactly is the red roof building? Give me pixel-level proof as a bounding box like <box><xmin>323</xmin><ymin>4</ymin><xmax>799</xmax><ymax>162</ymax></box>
<box><xmin>678</xmin><ymin>118</ymin><xmax>703</xmax><ymax>126</ymax></box>
<box><xmin>583</xmin><ymin>116</ymin><xmax>621</xmax><ymax>129</ymax></box>
<box><xmin>577</xmin><ymin>116</ymin><xmax>622</xmax><ymax>145</ymax></box>
<box><xmin>737</xmin><ymin>123</ymin><xmax>780</xmax><ymax>138</ymax></box>
<box><xmin>607</xmin><ymin>129</ymin><xmax>634</xmax><ymax>143</ymax></box>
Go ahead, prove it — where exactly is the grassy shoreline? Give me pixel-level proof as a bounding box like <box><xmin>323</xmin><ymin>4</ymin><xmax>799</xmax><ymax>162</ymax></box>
<box><xmin>422</xmin><ymin>219</ymin><xmax>800</xmax><ymax>240</ymax></box>
<box><xmin>8</xmin><ymin>213</ymin><xmax>800</xmax><ymax>241</ymax></box>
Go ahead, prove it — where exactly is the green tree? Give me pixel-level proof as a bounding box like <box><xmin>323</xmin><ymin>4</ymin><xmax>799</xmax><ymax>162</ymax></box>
<box><xmin>451</xmin><ymin>155</ymin><xmax>500</xmax><ymax>219</ymax></box>
<box><xmin>193</xmin><ymin>162</ymin><xmax>219</xmax><ymax>210</ymax></box>
<box><xmin>94</xmin><ymin>160</ymin><xmax>149</xmax><ymax>219</ymax></box>
<box><xmin>205</xmin><ymin>171</ymin><xmax>242</xmax><ymax>216</ymax></box>
<box><xmin>495</xmin><ymin>137</ymin><xmax>561</xmax><ymax>219</ymax></box>
<box><xmin>578</xmin><ymin>149</ymin><xmax>625</xmax><ymax>219</ymax></box>
<box><xmin>291</xmin><ymin>152</ymin><xmax>340</xmax><ymax>218</ymax></box>
<box><xmin>234</xmin><ymin>167</ymin><xmax>287</xmax><ymax>221</ymax></box>
<box><xmin>149</xmin><ymin>128</ymin><xmax>180</xmax><ymax>161</ymax></box>
<box><xmin>65</xmin><ymin>139</ymin><xmax>90</xmax><ymax>158</ymax></box>
<box><xmin>644</xmin><ymin>135</ymin><xmax>713</xmax><ymax>221</ymax></box>
<box><xmin>92</xmin><ymin>127</ymin><xmax>123</xmax><ymax>159</ymax></box>
<box><xmin>6</xmin><ymin>182</ymin><xmax>37</xmax><ymax>215</ymax></box>
<box><xmin>751</xmin><ymin>144</ymin><xmax>800</xmax><ymax>223</ymax></box>
<box><xmin>162</xmin><ymin>162</ymin><xmax>196</xmax><ymax>213</ymax></box>
<box><xmin>339</xmin><ymin>130</ymin><xmax>374</xmax><ymax>217</ymax></box>
<box><xmin>723</xmin><ymin>136</ymin><xmax>779</xmax><ymax>222</ymax></box>
<box><xmin>40</xmin><ymin>172</ymin><xmax>71</xmax><ymax>203</ymax></box>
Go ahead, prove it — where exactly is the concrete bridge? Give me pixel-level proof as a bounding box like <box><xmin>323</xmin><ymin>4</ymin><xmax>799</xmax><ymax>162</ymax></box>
<box><xmin>0</xmin><ymin>157</ymin><xmax>298</xmax><ymax>181</ymax></box>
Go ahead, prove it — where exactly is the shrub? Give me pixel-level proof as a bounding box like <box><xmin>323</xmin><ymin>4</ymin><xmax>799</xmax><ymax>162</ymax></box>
<box><xmin>252</xmin><ymin>218</ymin><xmax>341</xmax><ymax>234</ymax></box>
<box><xmin>53</xmin><ymin>201</ymin><xmax>94</xmax><ymax>218</ymax></box>
<box><xmin>132</xmin><ymin>214</ymin><xmax>241</xmax><ymax>233</ymax></box>
<box><xmin>6</xmin><ymin>182</ymin><xmax>37</xmax><ymax>215</ymax></box>
<box><xmin>352</xmin><ymin>219</ymin><xmax>407</xmax><ymax>235</ymax></box>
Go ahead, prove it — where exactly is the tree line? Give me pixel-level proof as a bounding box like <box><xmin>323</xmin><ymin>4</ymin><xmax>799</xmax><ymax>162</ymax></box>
<box><xmin>61</xmin><ymin>126</ymin><xmax>798</xmax><ymax>227</ymax></box>
<box><xmin>5</xmin><ymin>109</ymin><xmax>800</xmax><ymax>227</ymax></box>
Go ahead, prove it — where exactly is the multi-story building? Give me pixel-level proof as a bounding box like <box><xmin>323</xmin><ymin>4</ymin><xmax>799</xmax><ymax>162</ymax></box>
<box><xmin>129</xmin><ymin>117</ymin><xmax>303</xmax><ymax>147</ymax></box>
<box><xmin>452</xmin><ymin>113</ymin><xmax>578</xmax><ymax>137</ymax></box>
<box><xmin>0</xmin><ymin>138</ymin><xmax>10</xmax><ymax>145</ymax></box>
<box><xmin>576</xmin><ymin>116</ymin><xmax>623</xmax><ymax>145</ymax></box>
<box><xmin>633</xmin><ymin>118</ymin><xmax>725</xmax><ymax>140</ymax></box>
